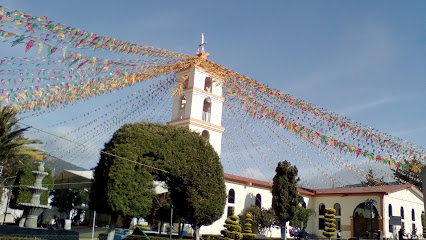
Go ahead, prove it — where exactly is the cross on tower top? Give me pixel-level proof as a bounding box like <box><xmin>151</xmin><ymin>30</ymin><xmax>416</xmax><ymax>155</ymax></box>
<box><xmin>196</xmin><ymin>33</ymin><xmax>210</xmax><ymax>58</ymax></box>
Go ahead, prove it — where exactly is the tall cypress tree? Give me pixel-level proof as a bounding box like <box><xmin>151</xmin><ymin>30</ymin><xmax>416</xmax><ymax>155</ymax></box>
<box><xmin>272</xmin><ymin>161</ymin><xmax>299</xmax><ymax>240</ymax></box>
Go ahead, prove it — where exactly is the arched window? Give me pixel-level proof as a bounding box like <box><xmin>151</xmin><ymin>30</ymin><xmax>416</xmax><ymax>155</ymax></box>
<box><xmin>228</xmin><ymin>189</ymin><xmax>235</xmax><ymax>203</ymax></box>
<box><xmin>255</xmin><ymin>194</ymin><xmax>261</xmax><ymax>208</ymax></box>
<box><xmin>412</xmin><ymin>209</ymin><xmax>415</xmax><ymax>221</ymax></box>
<box><xmin>401</xmin><ymin>207</ymin><xmax>404</xmax><ymax>219</ymax></box>
<box><xmin>389</xmin><ymin>204</ymin><xmax>393</xmax><ymax>217</ymax></box>
<box><xmin>204</xmin><ymin>77</ymin><xmax>212</xmax><ymax>93</ymax></box>
<box><xmin>202</xmin><ymin>98</ymin><xmax>211</xmax><ymax>122</ymax></box>
<box><xmin>334</xmin><ymin>203</ymin><xmax>341</xmax><ymax>216</ymax></box>
<box><xmin>319</xmin><ymin>203</ymin><xmax>326</xmax><ymax>215</ymax></box>
<box><xmin>201</xmin><ymin>130</ymin><xmax>210</xmax><ymax>141</ymax></box>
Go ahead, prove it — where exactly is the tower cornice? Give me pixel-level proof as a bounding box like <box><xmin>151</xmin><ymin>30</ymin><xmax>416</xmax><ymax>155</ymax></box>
<box><xmin>182</xmin><ymin>87</ymin><xmax>225</xmax><ymax>101</ymax></box>
<box><xmin>168</xmin><ymin>117</ymin><xmax>225</xmax><ymax>133</ymax></box>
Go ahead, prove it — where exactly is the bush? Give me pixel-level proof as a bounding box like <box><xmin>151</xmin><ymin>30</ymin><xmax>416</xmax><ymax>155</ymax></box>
<box><xmin>0</xmin><ymin>238</ymin><xmax>46</xmax><ymax>240</ymax></box>
<box><xmin>221</xmin><ymin>213</ymin><xmax>243</xmax><ymax>240</ymax></box>
<box><xmin>10</xmin><ymin>164</ymin><xmax>53</xmax><ymax>208</ymax></box>
<box><xmin>242</xmin><ymin>213</ymin><xmax>256</xmax><ymax>240</ymax></box>
<box><xmin>322</xmin><ymin>208</ymin><xmax>336</xmax><ymax>238</ymax></box>
<box><xmin>126</xmin><ymin>234</ymin><xmax>192</xmax><ymax>240</ymax></box>
<box><xmin>98</xmin><ymin>233</ymin><xmax>107</xmax><ymax>240</ymax></box>
<box><xmin>204</xmin><ymin>235</ymin><xmax>223</xmax><ymax>240</ymax></box>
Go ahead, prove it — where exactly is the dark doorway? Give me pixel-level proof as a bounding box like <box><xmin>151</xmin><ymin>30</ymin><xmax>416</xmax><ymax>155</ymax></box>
<box><xmin>353</xmin><ymin>202</ymin><xmax>379</xmax><ymax>238</ymax></box>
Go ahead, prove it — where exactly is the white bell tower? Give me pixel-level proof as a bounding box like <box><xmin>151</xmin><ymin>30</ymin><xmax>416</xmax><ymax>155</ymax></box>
<box><xmin>168</xmin><ymin>34</ymin><xmax>225</xmax><ymax>157</ymax></box>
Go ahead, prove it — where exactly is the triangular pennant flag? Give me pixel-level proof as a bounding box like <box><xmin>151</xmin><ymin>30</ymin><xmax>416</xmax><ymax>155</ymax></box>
<box><xmin>25</xmin><ymin>40</ymin><xmax>35</xmax><ymax>53</ymax></box>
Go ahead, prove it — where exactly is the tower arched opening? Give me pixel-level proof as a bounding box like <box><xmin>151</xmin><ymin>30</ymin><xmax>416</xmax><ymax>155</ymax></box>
<box><xmin>204</xmin><ymin>77</ymin><xmax>212</xmax><ymax>93</ymax></box>
<box><xmin>202</xmin><ymin>130</ymin><xmax>210</xmax><ymax>142</ymax></box>
<box><xmin>202</xmin><ymin>98</ymin><xmax>211</xmax><ymax>122</ymax></box>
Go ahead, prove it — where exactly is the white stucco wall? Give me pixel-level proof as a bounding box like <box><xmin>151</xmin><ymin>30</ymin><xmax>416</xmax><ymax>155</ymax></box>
<box><xmin>171</xmin><ymin>68</ymin><xmax>223</xmax><ymax>124</ymax></box>
<box><xmin>0</xmin><ymin>188</ymin><xmax>23</xmax><ymax>224</ymax></box>
<box><xmin>383</xmin><ymin>188</ymin><xmax>424</xmax><ymax>239</ymax></box>
<box><xmin>169</xmin><ymin>67</ymin><xmax>225</xmax><ymax>157</ymax></box>
<box><xmin>188</xmin><ymin>124</ymin><xmax>222</xmax><ymax>157</ymax></box>
<box><xmin>309</xmin><ymin>194</ymin><xmax>382</xmax><ymax>239</ymax></box>
<box><xmin>200</xmin><ymin>180</ymin><xmax>282</xmax><ymax>238</ymax></box>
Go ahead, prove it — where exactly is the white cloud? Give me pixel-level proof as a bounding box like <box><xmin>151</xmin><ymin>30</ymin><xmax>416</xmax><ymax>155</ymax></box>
<box><xmin>336</xmin><ymin>96</ymin><xmax>397</xmax><ymax>115</ymax></box>
<box><xmin>242</xmin><ymin>167</ymin><xmax>269</xmax><ymax>181</ymax></box>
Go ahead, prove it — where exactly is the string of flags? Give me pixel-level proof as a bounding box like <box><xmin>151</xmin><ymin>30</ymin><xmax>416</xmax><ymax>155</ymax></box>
<box><xmin>0</xmin><ymin>5</ymin><xmax>423</xmax><ymax>175</ymax></box>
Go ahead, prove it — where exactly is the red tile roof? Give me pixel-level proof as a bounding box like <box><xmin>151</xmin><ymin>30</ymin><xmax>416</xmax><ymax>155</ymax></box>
<box><xmin>223</xmin><ymin>173</ymin><xmax>415</xmax><ymax>196</ymax></box>
<box><xmin>224</xmin><ymin>173</ymin><xmax>272</xmax><ymax>189</ymax></box>
<box><xmin>312</xmin><ymin>184</ymin><xmax>415</xmax><ymax>196</ymax></box>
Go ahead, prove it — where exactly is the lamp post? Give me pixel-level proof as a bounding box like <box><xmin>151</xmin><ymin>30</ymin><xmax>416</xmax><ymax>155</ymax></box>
<box><xmin>365</xmin><ymin>199</ymin><xmax>377</xmax><ymax>239</ymax></box>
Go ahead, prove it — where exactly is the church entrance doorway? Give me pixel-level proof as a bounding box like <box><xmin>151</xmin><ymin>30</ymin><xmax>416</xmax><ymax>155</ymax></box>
<box><xmin>353</xmin><ymin>201</ymin><xmax>379</xmax><ymax>238</ymax></box>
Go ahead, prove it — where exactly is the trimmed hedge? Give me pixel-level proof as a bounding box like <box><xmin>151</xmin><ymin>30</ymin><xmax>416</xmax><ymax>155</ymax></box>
<box><xmin>0</xmin><ymin>238</ymin><xmax>46</xmax><ymax>240</ymax></box>
<box><xmin>221</xmin><ymin>214</ymin><xmax>242</xmax><ymax>240</ymax></box>
<box><xmin>242</xmin><ymin>213</ymin><xmax>256</xmax><ymax>240</ymax></box>
<box><xmin>10</xmin><ymin>164</ymin><xmax>53</xmax><ymax>209</ymax></box>
<box><xmin>204</xmin><ymin>235</ymin><xmax>282</xmax><ymax>240</ymax></box>
<box><xmin>322</xmin><ymin>208</ymin><xmax>336</xmax><ymax>238</ymax></box>
<box><xmin>102</xmin><ymin>233</ymin><xmax>193</xmax><ymax>240</ymax></box>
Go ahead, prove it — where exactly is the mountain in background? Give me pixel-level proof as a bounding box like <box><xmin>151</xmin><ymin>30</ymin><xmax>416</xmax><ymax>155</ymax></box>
<box><xmin>43</xmin><ymin>155</ymin><xmax>87</xmax><ymax>176</ymax></box>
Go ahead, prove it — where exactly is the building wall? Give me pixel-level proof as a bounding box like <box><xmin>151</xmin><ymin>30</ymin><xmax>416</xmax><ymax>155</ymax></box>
<box><xmin>309</xmin><ymin>194</ymin><xmax>382</xmax><ymax>239</ymax></box>
<box><xmin>0</xmin><ymin>188</ymin><xmax>23</xmax><ymax>224</ymax></box>
<box><xmin>170</xmin><ymin>67</ymin><xmax>224</xmax><ymax>156</ymax></box>
<box><xmin>383</xmin><ymin>189</ymin><xmax>424</xmax><ymax>239</ymax></box>
<box><xmin>188</xmin><ymin>124</ymin><xmax>222</xmax><ymax>158</ymax></box>
<box><xmin>200</xmin><ymin>180</ymin><xmax>282</xmax><ymax>238</ymax></box>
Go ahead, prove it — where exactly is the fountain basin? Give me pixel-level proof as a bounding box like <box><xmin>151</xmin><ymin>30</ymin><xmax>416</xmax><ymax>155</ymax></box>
<box><xmin>19</xmin><ymin>203</ymin><xmax>51</xmax><ymax>228</ymax></box>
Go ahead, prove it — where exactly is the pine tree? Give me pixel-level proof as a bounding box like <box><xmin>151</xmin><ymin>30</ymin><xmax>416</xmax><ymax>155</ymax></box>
<box><xmin>242</xmin><ymin>213</ymin><xmax>256</xmax><ymax>240</ymax></box>
<box><xmin>393</xmin><ymin>168</ymin><xmax>421</xmax><ymax>190</ymax></box>
<box><xmin>361</xmin><ymin>169</ymin><xmax>387</xmax><ymax>186</ymax></box>
<box><xmin>322</xmin><ymin>208</ymin><xmax>336</xmax><ymax>239</ymax></box>
<box><xmin>221</xmin><ymin>208</ymin><xmax>243</xmax><ymax>240</ymax></box>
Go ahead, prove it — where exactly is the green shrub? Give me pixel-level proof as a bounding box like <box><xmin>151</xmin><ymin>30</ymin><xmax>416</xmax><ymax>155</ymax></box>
<box><xmin>242</xmin><ymin>213</ymin><xmax>256</xmax><ymax>240</ymax></box>
<box><xmin>0</xmin><ymin>237</ymin><xmax>46</xmax><ymax>240</ymax></box>
<box><xmin>221</xmin><ymin>210</ymin><xmax>243</xmax><ymax>240</ymax></box>
<box><xmin>322</xmin><ymin>208</ymin><xmax>336</xmax><ymax>238</ymax></box>
<box><xmin>10</xmin><ymin>164</ymin><xmax>53</xmax><ymax>208</ymax></box>
<box><xmin>205</xmin><ymin>235</ymin><xmax>223</xmax><ymax>240</ymax></box>
<box><xmin>98</xmin><ymin>233</ymin><xmax>108</xmax><ymax>240</ymax></box>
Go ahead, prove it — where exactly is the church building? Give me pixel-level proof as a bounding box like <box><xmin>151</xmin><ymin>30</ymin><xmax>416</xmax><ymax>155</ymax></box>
<box><xmin>166</xmin><ymin>40</ymin><xmax>425</xmax><ymax>239</ymax></box>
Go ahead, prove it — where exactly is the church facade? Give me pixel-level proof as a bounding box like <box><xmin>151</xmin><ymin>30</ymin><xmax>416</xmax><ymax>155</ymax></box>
<box><xmin>200</xmin><ymin>173</ymin><xmax>423</xmax><ymax>239</ymax></box>
<box><xmin>168</xmin><ymin>55</ymin><xmax>424</xmax><ymax>239</ymax></box>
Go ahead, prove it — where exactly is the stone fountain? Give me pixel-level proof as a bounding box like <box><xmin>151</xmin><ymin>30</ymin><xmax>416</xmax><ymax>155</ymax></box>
<box><xmin>19</xmin><ymin>162</ymin><xmax>51</xmax><ymax>228</ymax></box>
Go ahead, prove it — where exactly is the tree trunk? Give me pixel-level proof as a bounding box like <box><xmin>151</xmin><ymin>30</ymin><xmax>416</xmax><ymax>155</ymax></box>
<box><xmin>159</xmin><ymin>222</ymin><xmax>164</xmax><ymax>236</ymax></box>
<box><xmin>178</xmin><ymin>223</ymin><xmax>183</xmax><ymax>238</ymax></box>
<box><xmin>193</xmin><ymin>225</ymin><xmax>200</xmax><ymax>240</ymax></box>
<box><xmin>107</xmin><ymin>212</ymin><xmax>118</xmax><ymax>240</ymax></box>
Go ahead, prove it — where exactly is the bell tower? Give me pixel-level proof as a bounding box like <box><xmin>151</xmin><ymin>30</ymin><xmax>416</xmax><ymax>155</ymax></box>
<box><xmin>168</xmin><ymin>34</ymin><xmax>225</xmax><ymax>157</ymax></box>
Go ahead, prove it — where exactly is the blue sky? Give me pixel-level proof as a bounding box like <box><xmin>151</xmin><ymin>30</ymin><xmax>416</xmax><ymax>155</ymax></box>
<box><xmin>0</xmin><ymin>1</ymin><xmax>425</xmax><ymax>186</ymax></box>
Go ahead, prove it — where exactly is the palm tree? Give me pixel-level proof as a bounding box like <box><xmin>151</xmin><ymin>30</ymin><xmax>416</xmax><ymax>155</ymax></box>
<box><xmin>0</xmin><ymin>106</ymin><xmax>45</xmax><ymax>180</ymax></box>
